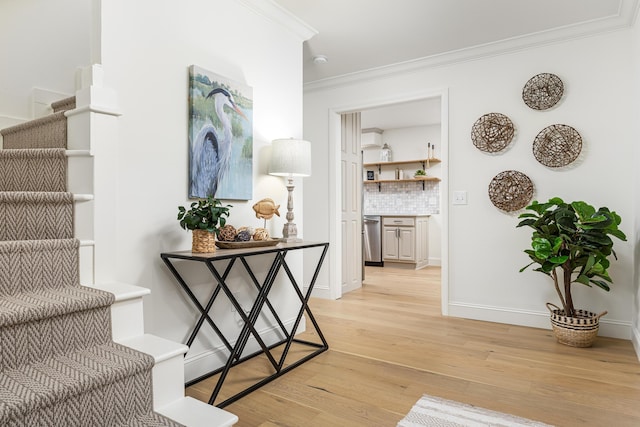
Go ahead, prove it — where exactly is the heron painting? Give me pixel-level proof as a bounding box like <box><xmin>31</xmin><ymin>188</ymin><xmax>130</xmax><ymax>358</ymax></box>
<box><xmin>188</xmin><ymin>65</ymin><xmax>253</xmax><ymax>200</ymax></box>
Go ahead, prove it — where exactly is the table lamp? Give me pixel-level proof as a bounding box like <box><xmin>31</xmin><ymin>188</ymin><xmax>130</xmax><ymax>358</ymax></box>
<box><xmin>268</xmin><ymin>138</ymin><xmax>311</xmax><ymax>242</ymax></box>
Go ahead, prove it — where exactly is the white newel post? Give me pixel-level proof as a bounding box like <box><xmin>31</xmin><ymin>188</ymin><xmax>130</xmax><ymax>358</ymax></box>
<box><xmin>65</xmin><ymin>64</ymin><xmax>122</xmax><ymax>285</ymax></box>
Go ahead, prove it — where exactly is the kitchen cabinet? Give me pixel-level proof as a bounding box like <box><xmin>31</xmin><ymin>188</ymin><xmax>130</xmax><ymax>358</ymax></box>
<box><xmin>382</xmin><ymin>216</ymin><xmax>429</xmax><ymax>269</ymax></box>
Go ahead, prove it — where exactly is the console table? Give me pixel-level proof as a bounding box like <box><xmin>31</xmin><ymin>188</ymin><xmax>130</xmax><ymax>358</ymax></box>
<box><xmin>160</xmin><ymin>241</ymin><xmax>329</xmax><ymax>408</ymax></box>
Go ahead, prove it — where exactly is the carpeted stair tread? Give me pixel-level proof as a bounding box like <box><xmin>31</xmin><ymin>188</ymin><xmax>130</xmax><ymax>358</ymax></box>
<box><xmin>0</xmin><ymin>111</ymin><xmax>67</xmax><ymax>149</ymax></box>
<box><xmin>0</xmin><ymin>341</ymin><xmax>157</xmax><ymax>425</ymax></box>
<box><xmin>0</xmin><ymin>239</ymin><xmax>81</xmax><ymax>296</ymax></box>
<box><xmin>51</xmin><ymin>96</ymin><xmax>76</xmax><ymax>113</ymax></box>
<box><xmin>0</xmin><ymin>148</ymin><xmax>67</xmax><ymax>192</ymax></box>
<box><xmin>0</xmin><ymin>284</ymin><xmax>114</xmax><ymax>329</ymax></box>
<box><xmin>0</xmin><ymin>192</ymin><xmax>73</xmax><ymax>241</ymax></box>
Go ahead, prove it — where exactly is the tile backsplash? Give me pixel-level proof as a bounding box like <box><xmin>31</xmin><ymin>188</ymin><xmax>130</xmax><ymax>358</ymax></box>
<box><xmin>363</xmin><ymin>181</ymin><xmax>440</xmax><ymax>215</ymax></box>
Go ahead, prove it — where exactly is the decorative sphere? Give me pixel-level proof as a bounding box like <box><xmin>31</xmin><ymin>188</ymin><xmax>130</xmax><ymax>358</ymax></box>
<box><xmin>235</xmin><ymin>230</ymin><xmax>251</xmax><ymax>242</ymax></box>
<box><xmin>253</xmin><ymin>228</ymin><xmax>270</xmax><ymax>241</ymax></box>
<box><xmin>218</xmin><ymin>224</ymin><xmax>237</xmax><ymax>242</ymax></box>
<box><xmin>237</xmin><ymin>226</ymin><xmax>255</xmax><ymax>236</ymax></box>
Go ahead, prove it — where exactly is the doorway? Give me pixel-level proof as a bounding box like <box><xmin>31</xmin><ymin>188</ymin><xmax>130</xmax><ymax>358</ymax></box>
<box><xmin>329</xmin><ymin>89</ymin><xmax>449</xmax><ymax>315</ymax></box>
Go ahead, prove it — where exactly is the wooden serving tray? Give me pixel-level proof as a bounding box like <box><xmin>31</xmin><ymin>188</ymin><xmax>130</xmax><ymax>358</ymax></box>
<box><xmin>215</xmin><ymin>239</ymin><xmax>281</xmax><ymax>249</ymax></box>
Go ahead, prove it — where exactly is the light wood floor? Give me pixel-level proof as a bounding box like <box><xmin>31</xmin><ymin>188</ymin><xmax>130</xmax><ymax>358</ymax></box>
<box><xmin>186</xmin><ymin>266</ymin><xmax>640</xmax><ymax>426</ymax></box>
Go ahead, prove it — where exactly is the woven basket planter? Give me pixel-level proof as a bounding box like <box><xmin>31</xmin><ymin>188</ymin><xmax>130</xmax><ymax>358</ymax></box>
<box><xmin>546</xmin><ymin>303</ymin><xmax>607</xmax><ymax>348</ymax></box>
<box><xmin>192</xmin><ymin>229</ymin><xmax>216</xmax><ymax>253</ymax></box>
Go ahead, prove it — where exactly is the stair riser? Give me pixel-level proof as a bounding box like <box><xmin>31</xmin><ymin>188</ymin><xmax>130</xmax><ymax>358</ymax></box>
<box><xmin>0</xmin><ymin>149</ymin><xmax>67</xmax><ymax>192</ymax></box>
<box><xmin>111</xmin><ymin>298</ymin><xmax>146</xmax><ymax>342</ymax></box>
<box><xmin>0</xmin><ymin>112</ymin><xmax>67</xmax><ymax>150</ymax></box>
<box><xmin>151</xmin><ymin>354</ymin><xmax>187</xmax><ymax>410</ymax></box>
<box><xmin>0</xmin><ymin>193</ymin><xmax>73</xmax><ymax>241</ymax></box>
<box><xmin>0</xmin><ymin>306</ymin><xmax>112</xmax><ymax>371</ymax></box>
<box><xmin>0</xmin><ymin>240</ymin><xmax>78</xmax><ymax>296</ymax></box>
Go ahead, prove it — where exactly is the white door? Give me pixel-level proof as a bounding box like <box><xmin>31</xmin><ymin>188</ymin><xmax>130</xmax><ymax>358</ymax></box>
<box><xmin>341</xmin><ymin>112</ymin><xmax>362</xmax><ymax>294</ymax></box>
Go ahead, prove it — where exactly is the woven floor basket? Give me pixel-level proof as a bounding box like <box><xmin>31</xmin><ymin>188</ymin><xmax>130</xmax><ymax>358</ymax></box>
<box><xmin>547</xmin><ymin>303</ymin><xmax>607</xmax><ymax>348</ymax></box>
<box><xmin>192</xmin><ymin>229</ymin><xmax>216</xmax><ymax>253</ymax></box>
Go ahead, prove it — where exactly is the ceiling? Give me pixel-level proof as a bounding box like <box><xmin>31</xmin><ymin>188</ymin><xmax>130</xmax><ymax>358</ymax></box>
<box><xmin>272</xmin><ymin>0</ymin><xmax>636</xmax><ymax>130</ymax></box>
<box><xmin>274</xmin><ymin>0</ymin><xmax>631</xmax><ymax>84</ymax></box>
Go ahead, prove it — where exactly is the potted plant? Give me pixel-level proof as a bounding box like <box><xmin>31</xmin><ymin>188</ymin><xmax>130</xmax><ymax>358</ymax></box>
<box><xmin>516</xmin><ymin>197</ymin><xmax>626</xmax><ymax>347</ymax></box>
<box><xmin>414</xmin><ymin>169</ymin><xmax>427</xmax><ymax>178</ymax></box>
<box><xmin>177</xmin><ymin>196</ymin><xmax>232</xmax><ymax>253</ymax></box>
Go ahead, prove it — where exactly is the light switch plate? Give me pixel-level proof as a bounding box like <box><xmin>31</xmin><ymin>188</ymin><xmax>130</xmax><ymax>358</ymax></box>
<box><xmin>453</xmin><ymin>191</ymin><xmax>468</xmax><ymax>205</ymax></box>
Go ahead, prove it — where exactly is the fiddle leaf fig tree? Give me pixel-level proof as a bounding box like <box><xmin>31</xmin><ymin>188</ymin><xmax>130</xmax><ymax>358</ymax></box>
<box><xmin>516</xmin><ymin>197</ymin><xmax>626</xmax><ymax>318</ymax></box>
<box><xmin>177</xmin><ymin>196</ymin><xmax>231</xmax><ymax>236</ymax></box>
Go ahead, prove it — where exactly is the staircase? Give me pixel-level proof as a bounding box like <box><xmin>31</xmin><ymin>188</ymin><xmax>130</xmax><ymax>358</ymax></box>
<box><xmin>0</xmin><ymin>97</ymin><xmax>237</xmax><ymax>426</ymax></box>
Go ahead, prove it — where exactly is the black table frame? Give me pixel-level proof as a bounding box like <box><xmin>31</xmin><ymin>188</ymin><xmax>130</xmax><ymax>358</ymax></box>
<box><xmin>160</xmin><ymin>241</ymin><xmax>329</xmax><ymax>408</ymax></box>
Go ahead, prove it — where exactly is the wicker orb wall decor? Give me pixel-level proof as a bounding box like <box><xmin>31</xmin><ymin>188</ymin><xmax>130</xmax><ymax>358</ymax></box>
<box><xmin>471</xmin><ymin>113</ymin><xmax>515</xmax><ymax>153</ymax></box>
<box><xmin>533</xmin><ymin>124</ymin><xmax>582</xmax><ymax>168</ymax></box>
<box><xmin>522</xmin><ymin>73</ymin><xmax>564</xmax><ymax>110</ymax></box>
<box><xmin>488</xmin><ymin>170</ymin><xmax>534</xmax><ymax>212</ymax></box>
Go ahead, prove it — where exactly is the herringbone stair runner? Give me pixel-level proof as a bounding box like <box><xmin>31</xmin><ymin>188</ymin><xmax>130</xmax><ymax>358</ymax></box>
<box><xmin>0</xmin><ymin>99</ymin><xmax>183</xmax><ymax>426</ymax></box>
<box><xmin>0</xmin><ymin>192</ymin><xmax>73</xmax><ymax>241</ymax></box>
<box><xmin>0</xmin><ymin>148</ymin><xmax>67</xmax><ymax>192</ymax></box>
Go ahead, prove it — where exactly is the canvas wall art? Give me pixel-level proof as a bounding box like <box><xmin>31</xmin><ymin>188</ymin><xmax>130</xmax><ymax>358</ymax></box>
<box><xmin>188</xmin><ymin>65</ymin><xmax>253</xmax><ymax>200</ymax></box>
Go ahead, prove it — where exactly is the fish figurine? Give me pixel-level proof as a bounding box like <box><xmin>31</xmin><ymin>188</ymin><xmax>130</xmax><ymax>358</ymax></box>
<box><xmin>252</xmin><ymin>198</ymin><xmax>280</xmax><ymax>219</ymax></box>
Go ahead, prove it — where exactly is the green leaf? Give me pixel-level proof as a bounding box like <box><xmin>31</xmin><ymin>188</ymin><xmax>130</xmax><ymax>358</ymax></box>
<box><xmin>548</xmin><ymin>255</ymin><xmax>568</xmax><ymax>264</ymax></box>
<box><xmin>519</xmin><ymin>262</ymin><xmax>535</xmax><ymax>272</ymax></box>
<box><xmin>516</xmin><ymin>218</ymin><xmax>536</xmax><ymax>228</ymax></box>
<box><xmin>518</xmin><ymin>213</ymin><xmax>539</xmax><ymax>219</ymax></box>
<box><xmin>571</xmin><ymin>201</ymin><xmax>596</xmax><ymax>221</ymax></box>
<box><xmin>574</xmin><ymin>274</ymin><xmax>590</xmax><ymax>286</ymax></box>
<box><xmin>532</xmin><ymin>238</ymin><xmax>552</xmax><ymax>259</ymax></box>
<box><xmin>609</xmin><ymin>228</ymin><xmax>627</xmax><ymax>241</ymax></box>
<box><xmin>590</xmin><ymin>279</ymin><xmax>611</xmax><ymax>292</ymax></box>
<box><xmin>551</xmin><ymin>237</ymin><xmax>563</xmax><ymax>254</ymax></box>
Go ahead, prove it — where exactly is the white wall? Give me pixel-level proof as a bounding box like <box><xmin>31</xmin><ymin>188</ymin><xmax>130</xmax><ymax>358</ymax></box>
<box><xmin>632</xmin><ymin>18</ymin><xmax>640</xmax><ymax>357</ymax></box>
<box><xmin>0</xmin><ymin>0</ymin><xmax>92</xmax><ymax>120</ymax></box>
<box><xmin>96</xmin><ymin>0</ymin><xmax>311</xmax><ymax>379</ymax></box>
<box><xmin>304</xmin><ymin>30</ymin><xmax>636</xmax><ymax>339</ymax></box>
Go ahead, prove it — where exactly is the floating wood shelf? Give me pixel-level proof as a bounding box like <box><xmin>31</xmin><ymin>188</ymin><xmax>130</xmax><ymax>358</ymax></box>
<box><xmin>363</xmin><ymin>177</ymin><xmax>441</xmax><ymax>191</ymax></box>
<box><xmin>364</xmin><ymin>178</ymin><xmax>441</xmax><ymax>184</ymax></box>
<box><xmin>363</xmin><ymin>158</ymin><xmax>441</xmax><ymax>172</ymax></box>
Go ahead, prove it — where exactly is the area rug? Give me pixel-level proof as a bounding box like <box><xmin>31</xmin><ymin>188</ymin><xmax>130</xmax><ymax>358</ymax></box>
<box><xmin>398</xmin><ymin>394</ymin><xmax>553</xmax><ymax>427</ymax></box>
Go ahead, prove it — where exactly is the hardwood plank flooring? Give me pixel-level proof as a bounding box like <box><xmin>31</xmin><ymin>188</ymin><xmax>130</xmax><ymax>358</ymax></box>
<box><xmin>186</xmin><ymin>266</ymin><xmax>640</xmax><ymax>426</ymax></box>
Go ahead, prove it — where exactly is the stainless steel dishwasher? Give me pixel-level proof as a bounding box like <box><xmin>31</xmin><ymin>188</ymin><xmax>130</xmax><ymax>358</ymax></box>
<box><xmin>363</xmin><ymin>215</ymin><xmax>383</xmax><ymax>267</ymax></box>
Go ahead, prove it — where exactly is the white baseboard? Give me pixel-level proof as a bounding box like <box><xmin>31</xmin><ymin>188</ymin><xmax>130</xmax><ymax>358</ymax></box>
<box><xmin>428</xmin><ymin>257</ymin><xmax>441</xmax><ymax>266</ymax></box>
<box><xmin>632</xmin><ymin>324</ymin><xmax>640</xmax><ymax>362</ymax></box>
<box><xmin>448</xmin><ymin>302</ymin><xmax>632</xmax><ymax>340</ymax></box>
<box><xmin>184</xmin><ymin>316</ymin><xmax>307</xmax><ymax>382</ymax></box>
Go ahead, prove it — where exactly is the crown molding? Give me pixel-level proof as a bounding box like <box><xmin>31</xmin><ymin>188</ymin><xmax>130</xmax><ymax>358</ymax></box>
<box><xmin>236</xmin><ymin>0</ymin><xmax>317</xmax><ymax>41</ymax></box>
<box><xmin>304</xmin><ymin>0</ymin><xmax>640</xmax><ymax>93</ymax></box>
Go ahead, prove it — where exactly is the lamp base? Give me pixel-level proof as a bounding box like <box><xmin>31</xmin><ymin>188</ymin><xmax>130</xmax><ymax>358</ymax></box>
<box><xmin>280</xmin><ymin>222</ymin><xmax>302</xmax><ymax>243</ymax></box>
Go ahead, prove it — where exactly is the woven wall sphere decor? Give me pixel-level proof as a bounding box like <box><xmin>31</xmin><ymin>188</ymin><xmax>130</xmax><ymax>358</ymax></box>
<box><xmin>471</xmin><ymin>113</ymin><xmax>515</xmax><ymax>153</ymax></box>
<box><xmin>488</xmin><ymin>170</ymin><xmax>534</xmax><ymax>212</ymax></box>
<box><xmin>522</xmin><ymin>73</ymin><xmax>564</xmax><ymax>110</ymax></box>
<box><xmin>533</xmin><ymin>124</ymin><xmax>582</xmax><ymax>168</ymax></box>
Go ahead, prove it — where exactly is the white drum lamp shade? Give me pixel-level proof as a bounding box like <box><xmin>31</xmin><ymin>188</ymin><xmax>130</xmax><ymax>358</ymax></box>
<box><xmin>268</xmin><ymin>139</ymin><xmax>311</xmax><ymax>177</ymax></box>
<box><xmin>268</xmin><ymin>139</ymin><xmax>312</xmax><ymax>241</ymax></box>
